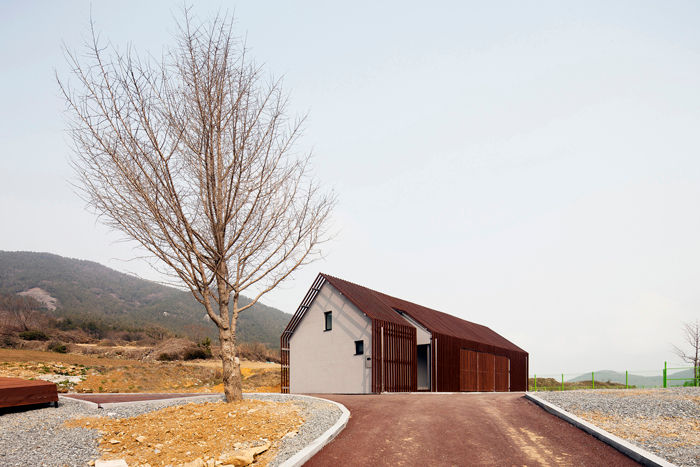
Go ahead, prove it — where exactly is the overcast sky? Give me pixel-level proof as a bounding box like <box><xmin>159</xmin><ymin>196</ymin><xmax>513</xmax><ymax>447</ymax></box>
<box><xmin>1</xmin><ymin>1</ymin><xmax>699</xmax><ymax>376</ymax></box>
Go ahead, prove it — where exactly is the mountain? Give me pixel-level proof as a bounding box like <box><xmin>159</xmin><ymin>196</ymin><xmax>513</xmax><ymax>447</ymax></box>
<box><xmin>568</xmin><ymin>369</ymin><xmax>697</xmax><ymax>388</ymax></box>
<box><xmin>0</xmin><ymin>251</ymin><xmax>292</xmax><ymax>348</ymax></box>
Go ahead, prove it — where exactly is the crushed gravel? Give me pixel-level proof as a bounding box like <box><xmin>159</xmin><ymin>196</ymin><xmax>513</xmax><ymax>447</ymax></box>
<box><xmin>251</xmin><ymin>394</ymin><xmax>342</xmax><ymax>467</ymax></box>
<box><xmin>0</xmin><ymin>393</ymin><xmax>343</xmax><ymax>467</ymax></box>
<box><xmin>535</xmin><ymin>387</ymin><xmax>700</xmax><ymax>467</ymax></box>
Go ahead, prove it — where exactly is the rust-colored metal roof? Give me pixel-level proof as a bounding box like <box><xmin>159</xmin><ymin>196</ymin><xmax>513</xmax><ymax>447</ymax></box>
<box><xmin>320</xmin><ymin>274</ymin><xmax>410</xmax><ymax>326</ymax></box>
<box><xmin>321</xmin><ymin>274</ymin><xmax>526</xmax><ymax>354</ymax></box>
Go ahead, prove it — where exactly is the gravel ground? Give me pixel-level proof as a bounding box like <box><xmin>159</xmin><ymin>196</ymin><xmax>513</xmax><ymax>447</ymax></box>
<box><xmin>253</xmin><ymin>395</ymin><xmax>342</xmax><ymax>467</ymax></box>
<box><xmin>0</xmin><ymin>393</ymin><xmax>343</xmax><ymax>467</ymax></box>
<box><xmin>535</xmin><ymin>387</ymin><xmax>700</xmax><ymax>467</ymax></box>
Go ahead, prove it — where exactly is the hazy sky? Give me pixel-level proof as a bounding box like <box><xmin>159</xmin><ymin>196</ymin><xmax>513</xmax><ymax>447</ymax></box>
<box><xmin>1</xmin><ymin>1</ymin><xmax>699</xmax><ymax>376</ymax></box>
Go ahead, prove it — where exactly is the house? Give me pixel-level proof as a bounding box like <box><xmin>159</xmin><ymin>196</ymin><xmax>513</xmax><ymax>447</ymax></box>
<box><xmin>281</xmin><ymin>273</ymin><xmax>528</xmax><ymax>394</ymax></box>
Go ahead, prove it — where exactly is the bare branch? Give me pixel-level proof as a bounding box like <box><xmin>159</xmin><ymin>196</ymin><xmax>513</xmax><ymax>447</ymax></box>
<box><xmin>58</xmin><ymin>9</ymin><xmax>335</xmax><ymax>401</ymax></box>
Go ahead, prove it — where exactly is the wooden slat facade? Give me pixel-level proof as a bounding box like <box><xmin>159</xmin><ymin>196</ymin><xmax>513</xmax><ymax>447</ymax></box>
<box><xmin>459</xmin><ymin>349</ymin><xmax>478</xmax><ymax>391</ymax></box>
<box><xmin>495</xmin><ymin>355</ymin><xmax>509</xmax><ymax>392</ymax></box>
<box><xmin>372</xmin><ymin>320</ymin><xmax>417</xmax><ymax>393</ymax></box>
<box><xmin>477</xmin><ymin>352</ymin><xmax>495</xmax><ymax>391</ymax></box>
<box><xmin>458</xmin><ymin>349</ymin><xmax>510</xmax><ymax>392</ymax></box>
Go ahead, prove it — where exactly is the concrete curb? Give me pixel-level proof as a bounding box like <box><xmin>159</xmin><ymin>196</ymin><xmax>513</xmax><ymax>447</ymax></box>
<box><xmin>278</xmin><ymin>395</ymin><xmax>350</xmax><ymax>467</ymax></box>
<box><xmin>525</xmin><ymin>393</ymin><xmax>676</xmax><ymax>467</ymax></box>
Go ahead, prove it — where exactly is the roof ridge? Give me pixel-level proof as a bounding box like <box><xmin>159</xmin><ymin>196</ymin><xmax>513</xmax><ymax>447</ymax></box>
<box><xmin>320</xmin><ymin>272</ymin><xmax>526</xmax><ymax>354</ymax></box>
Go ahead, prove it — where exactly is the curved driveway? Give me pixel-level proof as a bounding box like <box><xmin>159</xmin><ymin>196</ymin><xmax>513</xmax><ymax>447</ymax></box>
<box><xmin>307</xmin><ymin>393</ymin><xmax>638</xmax><ymax>466</ymax></box>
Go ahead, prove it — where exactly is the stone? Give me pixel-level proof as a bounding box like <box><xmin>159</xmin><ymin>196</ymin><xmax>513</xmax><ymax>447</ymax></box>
<box><xmin>251</xmin><ymin>441</ymin><xmax>271</xmax><ymax>455</ymax></box>
<box><xmin>182</xmin><ymin>459</ymin><xmax>205</xmax><ymax>467</ymax></box>
<box><xmin>95</xmin><ymin>460</ymin><xmax>128</xmax><ymax>467</ymax></box>
<box><xmin>109</xmin><ymin>439</ymin><xmax>121</xmax><ymax>444</ymax></box>
<box><xmin>221</xmin><ymin>450</ymin><xmax>254</xmax><ymax>466</ymax></box>
<box><xmin>136</xmin><ymin>435</ymin><xmax>147</xmax><ymax>443</ymax></box>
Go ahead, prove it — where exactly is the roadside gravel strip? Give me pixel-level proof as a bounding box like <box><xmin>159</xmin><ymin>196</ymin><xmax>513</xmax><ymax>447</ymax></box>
<box><xmin>535</xmin><ymin>387</ymin><xmax>700</xmax><ymax>467</ymax></box>
<box><xmin>0</xmin><ymin>393</ymin><xmax>343</xmax><ymax>467</ymax></box>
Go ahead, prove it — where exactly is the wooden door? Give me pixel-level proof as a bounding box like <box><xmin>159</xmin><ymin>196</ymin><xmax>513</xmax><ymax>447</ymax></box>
<box><xmin>459</xmin><ymin>349</ymin><xmax>478</xmax><ymax>391</ymax></box>
<box><xmin>478</xmin><ymin>352</ymin><xmax>495</xmax><ymax>391</ymax></box>
<box><xmin>495</xmin><ymin>355</ymin><xmax>510</xmax><ymax>392</ymax></box>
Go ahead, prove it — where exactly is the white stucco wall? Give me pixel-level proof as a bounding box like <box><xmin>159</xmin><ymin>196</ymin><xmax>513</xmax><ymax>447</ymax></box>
<box><xmin>289</xmin><ymin>282</ymin><xmax>373</xmax><ymax>393</ymax></box>
<box><xmin>398</xmin><ymin>312</ymin><xmax>431</xmax><ymax>345</ymax></box>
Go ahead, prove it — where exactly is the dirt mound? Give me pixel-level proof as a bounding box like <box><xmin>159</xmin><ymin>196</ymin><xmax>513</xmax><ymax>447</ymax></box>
<box><xmin>144</xmin><ymin>338</ymin><xmax>201</xmax><ymax>361</ymax></box>
<box><xmin>66</xmin><ymin>399</ymin><xmax>304</xmax><ymax>466</ymax></box>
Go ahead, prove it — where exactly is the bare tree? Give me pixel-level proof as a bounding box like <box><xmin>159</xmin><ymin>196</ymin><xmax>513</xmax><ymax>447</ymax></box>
<box><xmin>0</xmin><ymin>293</ymin><xmax>42</xmax><ymax>332</ymax></box>
<box><xmin>58</xmin><ymin>10</ymin><xmax>334</xmax><ymax>401</ymax></box>
<box><xmin>672</xmin><ymin>319</ymin><xmax>700</xmax><ymax>386</ymax></box>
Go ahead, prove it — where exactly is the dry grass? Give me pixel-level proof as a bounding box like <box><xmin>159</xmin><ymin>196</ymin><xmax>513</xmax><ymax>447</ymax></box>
<box><xmin>529</xmin><ymin>377</ymin><xmax>630</xmax><ymax>391</ymax></box>
<box><xmin>577</xmin><ymin>411</ymin><xmax>700</xmax><ymax>448</ymax></box>
<box><xmin>66</xmin><ymin>399</ymin><xmax>303</xmax><ymax>466</ymax></box>
<box><xmin>0</xmin><ymin>348</ymin><xmax>281</xmax><ymax>393</ymax></box>
<box><xmin>0</xmin><ymin>348</ymin><xmax>142</xmax><ymax>367</ymax></box>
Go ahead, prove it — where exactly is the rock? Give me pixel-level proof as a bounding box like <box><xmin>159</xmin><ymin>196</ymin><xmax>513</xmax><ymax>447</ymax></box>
<box><xmin>221</xmin><ymin>450</ymin><xmax>254</xmax><ymax>466</ymax></box>
<box><xmin>95</xmin><ymin>460</ymin><xmax>128</xmax><ymax>467</ymax></box>
<box><xmin>251</xmin><ymin>441</ymin><xmax>271</xmax><ymax>455</ymax></box>
<box><xmin>109</xmin><ymin>439</ymin><xmax>121</xmax><ymax>444</ymax></box>
<box><xmin>136</xmin><ymin>435</ymin><xmax>146</xmax><ymax>443</ymax></box>
<box><xmin>182</xmin><ymin>459</ymin><xmax>205</xmax><ymax>467</ymax></box>
<box><xmin>88</xmin><ymin>461</ymin><xmax>95</xmax><ymax>466</ymax></box>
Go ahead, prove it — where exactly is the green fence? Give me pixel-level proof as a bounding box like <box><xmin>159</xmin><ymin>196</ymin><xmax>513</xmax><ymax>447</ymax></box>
<box><xmin>529</xmin><ymin>363</ymin><xmax>700</xmax><ymax>391</ymax></box>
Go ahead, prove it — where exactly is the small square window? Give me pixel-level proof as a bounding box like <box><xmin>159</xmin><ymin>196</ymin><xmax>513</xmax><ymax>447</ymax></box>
<box><xmin>354</xmin><ymin>340</ymin><xmax>364</xmax><ymax>355</ymax></box>
<box><xmin>324</xmin><ymin>311</ymin><xmax>332</xmax><ymax>331</ymax></box>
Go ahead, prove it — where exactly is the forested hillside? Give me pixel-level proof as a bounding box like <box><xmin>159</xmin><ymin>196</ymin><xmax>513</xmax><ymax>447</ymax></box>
<box><xmin>0</xmin><ymin>251</ymin><xmax>291</xmax><ymax>347</ymax></box>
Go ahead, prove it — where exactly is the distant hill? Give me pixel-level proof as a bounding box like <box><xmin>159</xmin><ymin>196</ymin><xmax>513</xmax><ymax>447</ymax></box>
<box><xmin>0</xmin><ymin>251</ymin><xmax>292</xmax><ymax>348</ymax></box>
<box><xmin>568</xmin><ymin>369</ymin><xmax>697</xmax><ymax>388</ymax></box>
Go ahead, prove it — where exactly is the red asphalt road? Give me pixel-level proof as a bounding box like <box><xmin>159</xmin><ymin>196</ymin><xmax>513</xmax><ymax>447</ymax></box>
<box><xmin>306</xmin><ymin>393</ymin><xmax>639</xmax><ymax>467</ymax></box>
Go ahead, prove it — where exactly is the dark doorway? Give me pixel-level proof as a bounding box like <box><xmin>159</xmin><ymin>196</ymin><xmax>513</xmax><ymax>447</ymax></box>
<box><xmin>417</xmin><ymin>344</ymin><xmax>430</xmax><ymax>390</ymax></box>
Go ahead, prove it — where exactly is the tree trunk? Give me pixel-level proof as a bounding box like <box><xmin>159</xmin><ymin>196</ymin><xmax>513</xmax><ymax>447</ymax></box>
<box><xmin>219</xmin><ymin>326</ymin><xmax>242</xmax><ymax>402</ymax></box>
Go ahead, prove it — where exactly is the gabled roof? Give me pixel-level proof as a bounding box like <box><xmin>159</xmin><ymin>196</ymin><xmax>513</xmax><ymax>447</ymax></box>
<box><xmin>320</xmin><ymin>274</ymin><xmax>410</xmax><ymax>326</ymax></box>
<box><xmin>321</xmin><ymin>273</ymin><xmax>526</xmax><ymax>354</ymax></box>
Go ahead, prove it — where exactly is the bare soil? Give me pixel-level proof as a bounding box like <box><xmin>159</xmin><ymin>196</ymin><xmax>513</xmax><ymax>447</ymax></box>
<box><xmin>0</xmin><ymin>348</ymin><xmax>281</xmax><ymax>393</ymax></box>
<box><xmin>66</xmin><ymin>399</ymin><xmax>303</xmax><ymax>467</ymax></box>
